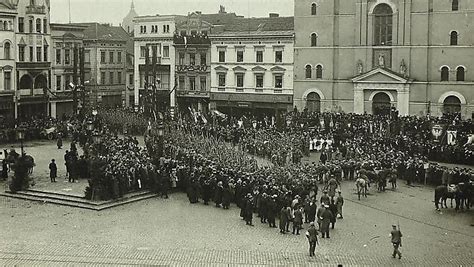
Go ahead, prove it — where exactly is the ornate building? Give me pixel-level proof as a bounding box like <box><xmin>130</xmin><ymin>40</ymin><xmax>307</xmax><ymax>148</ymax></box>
<box><xmin>209</xmin><ymin>14</ymin><xmax>294</xmax><ymax>117</ymax></box>
<box><xmin>294</xmin><ymin>0</ymin><xmax>474</xmax><ymax>118</ymax></box>
<box><xmin>0</xmin><ymin>0</ymin><xmax>16</xmax><ymax>118</ymax></box>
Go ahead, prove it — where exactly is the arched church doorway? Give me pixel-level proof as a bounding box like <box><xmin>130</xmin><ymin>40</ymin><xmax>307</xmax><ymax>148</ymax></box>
<box><xmin>306</xmin><ymin>92</ymin><xmax>321</xmax><ymax>113</ymax></box>
<box><xmin>372</xmin><ymin>92</ymin><xmax>391</xmax><ymax>115</ymax></box>
<box><xmin>443</xmin><ymin>95</ymin><xmax>461</xmax><ymax>115</ymax></box>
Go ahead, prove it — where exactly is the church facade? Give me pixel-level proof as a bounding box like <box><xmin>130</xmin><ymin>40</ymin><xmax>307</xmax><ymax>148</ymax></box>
<box><xmin>294</xmin><ymin>0</ymin><xmax>474</xmax><ymax>118</ymax></box>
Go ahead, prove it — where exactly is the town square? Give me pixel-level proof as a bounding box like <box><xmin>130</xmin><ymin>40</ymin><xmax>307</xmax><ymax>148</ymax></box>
<box><xmin>0</xmin><ymin>0</ymin><xmax>473</xmax><ymax>266</ymax></box>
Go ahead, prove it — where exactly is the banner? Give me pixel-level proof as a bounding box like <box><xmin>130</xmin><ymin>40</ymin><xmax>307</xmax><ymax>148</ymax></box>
<box><xmin>447</xmin><ymin>130</ymin><xmax>457</xmax><ymax>145</ymax></box>
<box><xmin>431</xmin><ymin>124</ymin><xmax>446</xmax><ymax>143</ymax></box>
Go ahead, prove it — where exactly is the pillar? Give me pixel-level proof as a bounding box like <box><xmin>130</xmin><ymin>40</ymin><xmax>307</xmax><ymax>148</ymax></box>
<box><xmin>50</xmin><ymin>102</ymin><xmax>57</xmax><ymax>118</ymax></box>
<box><xmin>354</xmin><ymin>88</ymin><xmax>364</xmax><ymax>114</ymax></box>
<box><xmin>397</xmin><ymin>89</ymin><xmax>409</xmax><ymax>116</ymax></box>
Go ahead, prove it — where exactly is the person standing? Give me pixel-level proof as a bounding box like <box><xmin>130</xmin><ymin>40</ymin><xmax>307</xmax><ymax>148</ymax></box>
<box><xmin>57</xmin><ymin>134</ymin><xmax>63</xmax><ymax>149</ymax></box>
<box><xmin>335</xmin><ymin>191</ymin><xmax>344</xmax><ymax>219</ymax></box>
<box><xmin>391</xmin><ymin>224</ymin><xmax>403</xmax><ymax>259</ymax></box>
<box><xmin>279</xmin><ymin>206</ymin><xmax>289</xmax><ymax>234</ymax></box>
<box><xmin>292</xmin><ymin>206</ymin><xmax>303</xmax><ymax>235</ymax></box>
<box><xmin>306</xmin><ymin>222</ymin><xmax>319</xmax><ymax>257</ymax></box>
<box><xmin>320</xmin><ymin>204</ymin><xmax>333</xmax><ymax>238</ymax></box>
<box><xmin>49</xmin><ymin>159</ymin><xmax>57</xmax><ymax>183</ymax></box>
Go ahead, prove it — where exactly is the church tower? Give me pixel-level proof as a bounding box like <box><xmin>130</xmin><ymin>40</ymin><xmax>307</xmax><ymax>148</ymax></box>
<box><xmin>122</xmin><ymin>0</ymin><xmax>138</xmax><ymax>34</ymax></box>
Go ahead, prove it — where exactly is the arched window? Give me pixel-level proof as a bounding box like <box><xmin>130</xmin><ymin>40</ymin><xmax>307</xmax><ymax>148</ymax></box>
<box><xmin>452</xmin><ymin>0</ymin><xmax>459</xmax><ymax>11</ymax></box>
<box><xmin>36</xmin><ymin>18</ymin><xmax>41</xmax><ymax>33</ymax></box>
<box><xmin>19</xmin><ymin>75</ymin><xmax>33</xmax><ymax>89</ymax></box>
<box><xmin>456</xmin><ymin>66</ymin><xmax>465</xmax><ymax>81</ymax></box>
<box><xmin>316</xmin><ymin>65</ymin><xmax>323</xmax><ymax>79</ymax></box>
<box><xmin>3</xmin><ymin>21</ymin><xmax>7</xmax><ymax>30</ymax></box>
<box><xmin>443</xmin><ymin>96</ymin><xmax>461</xmax><ymax>114</ymax></box>
<box><xmin>311</xmin><ymin>33</ymin><xmax>317</xmax><ymax>47</ymax></box>
<box><xmin>450</xmin><ymin>31</ymin><xmax>458</xmax><ymax>45</ymax></box>
<box><xmin>441</xmin><ymin>66</ymin><xmax>449</xmax><ymax>81</ymax></box>
<box><xmin>34</xmin><ymin>74</ymin><xmax>47</xmax><ymax>89</ymax></box>
<box><xmin>306</xmin><ymin>92</ymin><xmax>321</xmax><ymax>113</ymax></box>
<box><xmin>373</xmin><ymin>4</ymin><xmax>393</xmax><ymax>45</ymax></box>
<box><xmin>4</xmin><ymin>42</ymin><xmax>10</xmax><ymax>59</ymax></box>
<box><xmin>311</xmin><ymin>3</ymin><xmax>317</xmax><ymax>15</ymax></box>
<box><xmin>305</xmin><ymin>65</ymin><xmax>312</xmax><ymax>78</ymax></box>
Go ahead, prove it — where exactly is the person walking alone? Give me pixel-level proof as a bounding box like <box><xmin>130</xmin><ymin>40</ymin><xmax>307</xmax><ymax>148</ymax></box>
<box><xmin>306</xmin><ymin>222</ymin><xmax>319</xmax><ymax>257</ymax></box>
<box><xmin>49</xmin><ymin>159</ymin><xmax>57</xmax><ymax>183</ymax></box>
<box><xmin>390</xmin><ymin>224</ymin><xmax>403</xmax><ymax>259</ymax></box>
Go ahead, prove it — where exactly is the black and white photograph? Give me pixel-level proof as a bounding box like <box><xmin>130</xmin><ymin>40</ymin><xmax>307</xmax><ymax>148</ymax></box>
<box><xmin>0</xmin><ymin>0</ymin><xmax>473</xmax><ymax>265</ymax></box>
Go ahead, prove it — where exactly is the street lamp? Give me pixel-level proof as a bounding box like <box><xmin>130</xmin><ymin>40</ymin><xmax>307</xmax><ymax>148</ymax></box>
<box><xmin>16</xmin><ymin>128</ymin><xmax>25</xmax><ymax>155</ymax></box>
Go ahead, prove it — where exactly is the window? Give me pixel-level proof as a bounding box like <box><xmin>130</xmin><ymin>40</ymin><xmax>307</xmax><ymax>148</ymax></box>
<box><xmin>65</xmin><ymin>49</ymin><xmax>70</xmax><ymax>64</ymax></box>
<box><xmin>118</xmin><ymin>71</ymin><xmax>122</xmax><ymax>84</ymax></box>
<box><xmin>237</xmin><ymin>50</ymin><xmax>244</xmax><ymax>62</ymax></box>
<box><xmin>163</xmin><ymin>46</ymin><xmax>169</xmax><ymax>58</ymax></box>
<box><xmin>43</xmin><ymin>19</ymin><xmax>47</xmax><ymax>33</ymax></box>
<box><xmin>450</xmin><ymin>31</ymin><xmax>458</xmax><ymax>45</ymax></box>
<box><xmin>56</xmin><ymin>75</ymin><xmax>61</xmax><ymax>90</ymax></box>
<box><xmin>129</xmin><ymin>74</ymin><xmax>133</xmax><ymax>85</ymax></box>
<box><xmin>178</xmin><ymin>76</ymin><xmax>185</xmax><ymax>90</ymax></box>
<box><xmin>179</xmin><ymin>52</ymin><xmax>185</xmax><ymax>65</ymax></box>
<box><xmin>456</xmin><ymin>67</ymin><xmax>465</xmax><ymax>81</ymax></box>
<box><xmin>18</xmin><ymin>17</ymin><xmax>24</xmax><ymax>32</ymax></box>
<box><xmin>36</xmin><ymin>18</ymin><xmax>41</xmax><ymax>33</ymax></box>
<box><xmin>311</xmin><ymin>3</ymin><xmax>317</xmax><ymax>15</ymax></box>
<box><xmin>109</xmin><ymin>72</ymin><xmax>114</xmax><ymax>84</ymax></box>
<box><xmin>19</xmin><ymin>46</ymin><xmax>25</xmax><ymax>61</ymax></box>
<box><xmin>56</xmin><ymin>49</ymin><xmax>61</xmax><ymax>64</ymax></box>
<box><xmin>166</xmin><ymin>25</ymin><xmax>170</xmax><ymax>33</ymax></box>
<box><xmin>452</xmin><ymin>0</ymin><xmax>459</xmax><ymax>11</ymax></box>
<box><xmin>200</xmin><ymin>76</ymin><xmax>206</xmax><ymax>91</ymax></box>
<box><xmin>117</xmin><ymin>51</ymin><xmax>122</xmax><ymax>63</ymax></box>
<box><xmin>311</xmin><ymin>33</ymin><xmax>317</xmax><ymax>47</ymax></box>
<box><xmin>200</xmin><ymin>53</ymin><xmax>206</xmax><ymax>65</ymax></box>
<box><xmin>4</xmin><ymin>42</ymin><xmax>10</xmax><ymax>59</ymax></box>
<box><xmin>256</xmin><ymin>51</ymin><xmax>263</xmax><ymax>62</ymax></box>
<box><xmin>189</xmin><ymin>77</ymin><xmax>196</xmax><ymax>90</ymax></box>
<box><xmin>101</xmin><ymin>51</ymin><xmax>105</xmax><ymax>63</ymax></box>
<box><xmin>236</xmin><ymin>74</ymin><xmax>244</xmax><ymax>88</ymax></box>
<box><xmin>4</xmin><ymin>72</ymin><xmax>11</xmax><ymax>90</ymax></box>
<box><xmin>441</xmin><ymin>66</ymin><xmax>449</xmax><ymax>81</ymax></box>
<box><xmin>140</xmin><ymin>46</ymin><xmax>147</xmax><ymax>58</ymax></box>
<box><xmin>275</xmin><ymin>75</ymin><xmax>283</xmax><ymax>88</ymax></box>
<box><xmin>256</xmin><ymin>74</ymin><xmax>264</xmax><ymax>88</ymax></box>
<box><xmin>43</xmin><ymin>46</ymin><xmax>48</xmax><ymax>61</ymax></box>
<box><xmin>275</xmin><ymin>51</ymin><xmax>282</xmax><ymax>63</ymax></box>
<box><xmin>219</xmin><ymin>51</ymin><xmax>225</xmax><ymax>62</ymax></box>
<box><xmin>84</xmin><ymin>50</ymin><xmax>90</xmax><ymax>63</ymax></box>
<box><xmin>316</xmin><ymin>65</ymin><xmax>323</xmax><ymax>78</ymax></box>
<box><xmin>373</xmin><ymin>4</ymin><xmax>393</xmax><ymax>45</ymax></box>
<box><xmin>218</xmin><ymin>73</ymin><xmax>226</xmax><ymax>87</ymax></box>
<box><xmin>29</xmin><ymin>46</ymin><xmax>33</xmax><ymax>61</ymax></box>
<box><xmin>109</xmin><ymin>51</ymin><xmax>114</xmax><ymax>63</ymax></box>
<box><xmin>29</xmin><ymin>18</ymin><xmax>33</xmax><ymax>33</ymax></box>
<box><xmin>65</xmin><ymin>75</ymin><xmax>71</xmax><ymax>90</ymax></box>
<box><xmin>162</xmin><ymin>25</ymin><xmax>166</xmax><ymax>33</ymax></box>
<box><xmin>101</xmin><ymin>72</ymin><xmax>106</xmax><ymax>84</ymax></box>
<box><xmin>305</xmin><ymin>65</ymin><xmax>312</xmax><ymax>78</ymax></box>
<box><xmin>190</xmin><ymin>53</ymin><xmax>195</xmax><ymax>65</ymax></box>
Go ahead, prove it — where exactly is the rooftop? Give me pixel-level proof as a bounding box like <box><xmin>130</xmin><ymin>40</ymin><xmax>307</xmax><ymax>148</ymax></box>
<box><xmin>72</xmin><ymin>23</ymin><xmax>131</xmax><ymax>42</ymax></box>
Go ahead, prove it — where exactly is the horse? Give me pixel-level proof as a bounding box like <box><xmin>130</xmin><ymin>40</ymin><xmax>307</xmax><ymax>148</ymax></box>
<box><xmin>355</xmin><ymin>177</ymin><xmax>368</xmax><ymax>200</ymax></box>
<box><xmin>434</xmin><ymin>183</ymin><xmax>471</xmax><ymax>211</ymax></box>
<box><xmin>22</xmin><ymin>155</ymin><xmax>35</xmax><ymax>175</ymax></box>
<box><xmin>377</xmin><ymin>169</ymin><xmax>390</xmax><ymax>192</ymax></box>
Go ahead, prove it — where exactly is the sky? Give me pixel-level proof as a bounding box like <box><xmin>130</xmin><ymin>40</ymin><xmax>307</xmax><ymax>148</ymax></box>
<box><xmin>50</xmin><ymin>0</ymin><xmax>294</xmax><ymax>25</ymax></box>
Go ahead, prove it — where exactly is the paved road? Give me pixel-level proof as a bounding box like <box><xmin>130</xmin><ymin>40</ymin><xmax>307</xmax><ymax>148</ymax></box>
<box><xmin>1</xmin><ymin>140</ymin><xmax>473</xmax><ymax>265</ymax></box>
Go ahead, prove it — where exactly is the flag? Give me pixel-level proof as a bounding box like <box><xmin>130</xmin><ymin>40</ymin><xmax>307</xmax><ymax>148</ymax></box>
<box><xmin>431</xmin><ymin>124</ymin><xmax>446</xmax><ymax>143</ymax></box>
<box><xmin>447</xmin><ymin>130</ymin><xmax>457</xmax><ymax>145</ymax></box>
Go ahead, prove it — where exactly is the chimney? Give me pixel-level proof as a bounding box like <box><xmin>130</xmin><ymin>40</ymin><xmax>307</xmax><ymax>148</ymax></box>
<box><xmin>269</xmin><ymin>13</ymin><xmax>279</xmax><ymax>18</ymax></box>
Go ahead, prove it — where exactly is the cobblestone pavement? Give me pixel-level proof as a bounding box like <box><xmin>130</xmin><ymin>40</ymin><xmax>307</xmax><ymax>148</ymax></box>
<box><xmin>1</xmin><ymin>141</ymin><xmax>473</xmax><ymax>266</ymax></box>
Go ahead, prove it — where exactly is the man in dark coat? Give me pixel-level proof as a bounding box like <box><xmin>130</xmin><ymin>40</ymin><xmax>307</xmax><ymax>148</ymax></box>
<box><xmin>279</xmin><ymin>206</ymin><xmax>289</xmax><ymax>233</ymax></box>
<box><xmin>244</xmin><ymin>194</ymin><xmax>254</xmax><ymax>226</ymax></box>
<box><xmin>214</xmin><ymin>181</ymin><xmax>223</xmax><ymax>208</ymax></box>
<box><xmin>201</xmin><ymin>179</ymin><xmax>212</xmax><ymax>205</ymax></box>
<box><xmin>292</xmin><ymin>206</ymin><xmax>303</xmax><ymax>235</ymax></box>
<box><xmin>329</xmin><ymin>199</ymin><xmax>338</xmax><ymax>229</ymax></box>
<box><xmin>259</xmin><ymin>193</ymin><xmax>268</xmax><ymax>223</ymax></box>
<box><xmin>222</xmin><ymin>184</ymin><xmax>232</xmax><ymax>209</ymax></box>
<box><xmin>49</xmin><ymin>159</ymin><xmax>57</xmax><ymax>183</ymax></box>
<box><xmin>320</xmin><ymin>204</ymin><xmax>334</xmax><ymax>238</ymax></box>
<box><xmin>308</xmin><ymin>198</ymin><xmax>317</xmax><ymax>223</ymax></box>
<box><xmin>306</xmin><ymin>222</ymin><xmax>319</xmax><ymax>257</ymax></box>
<box><xmin>267</xmin><ymin>195</ymin><xmax>277</xmax><ymax>228</ymax></box>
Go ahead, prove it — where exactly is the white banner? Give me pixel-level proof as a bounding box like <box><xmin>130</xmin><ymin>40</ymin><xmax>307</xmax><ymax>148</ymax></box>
<box><xmin>447</xmin><ymin>130</ymin><xmax>457</xmax><ymax>145</ymax></box>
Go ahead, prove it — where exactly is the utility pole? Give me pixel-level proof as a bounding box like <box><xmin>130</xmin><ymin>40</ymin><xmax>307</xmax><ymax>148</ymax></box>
<box><xmin>144</xmin><ymin>45</ymin><xmax>150</xmax><ymax>116</ymax></box>
<box><xmin>152</xmin><ymin>44</ymin><xmax>158</xmax><ymax>118</ymax></box>
<box><xmin>72</xmin><ymin>46</ymin><xmax>79</xmax><ymax>114</ymax></box>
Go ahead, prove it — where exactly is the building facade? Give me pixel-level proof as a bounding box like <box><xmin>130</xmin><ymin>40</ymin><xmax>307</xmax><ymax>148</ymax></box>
<box><xmin>209</xmin><ymin>15</ymin><xmax>294</xmax><ymax>117</ymax></box>
<box><xmin>0</xmin><ymin>0</ymin><xmax>16</xmax><ymax>118</ymax></box>
<box><xmin>78</xmin><ymin>23</ymin><xmax>130</xmax><ymax>108</ymax></box>
<box><xmin>294</xmin><ymin>0</ymin><xmax>474</xmax><ymax>118</ymax></box>
<box><xmin>133</xmin><ymin>15</ymin><xmax>177</xmax><ymax>115</ymax></box>
<box><xmin>50</xmin><ymin>23</ymin><xmax>86</xmax><ymax>118</ymax></box>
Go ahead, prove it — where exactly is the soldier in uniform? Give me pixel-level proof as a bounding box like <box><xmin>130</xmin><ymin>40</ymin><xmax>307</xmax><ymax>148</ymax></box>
<box><xmin>306</xmin><ymin>222</ymin><xmax>319</xmax><ymax>257</ymax></box>
<box><xmin>391</xmin><ymin>224</ymin><xmax>403</xmax><ymax>259</ymax></box>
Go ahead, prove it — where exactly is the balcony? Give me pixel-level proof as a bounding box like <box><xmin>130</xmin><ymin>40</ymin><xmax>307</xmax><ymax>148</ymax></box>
<box><xmin>176</xmin><ymin>90</ymin><xmax>209</xmax><ymax>98</ymax></box>
<box><xmin>175</xmin><ymin>65</ymin><xmax>209</xmax><ymax>73</ymax></box>
<box><xmin>17</xmin><ymin>62</ymin><xmax>51</xmax><ymax>70</ymax></box>
<box><xmin>26</xmin><ymin>5</ymin><xmax>46</xmax><ymax>14</ymax></box>
<box><xmin>174</xmin><ymin>34</ymin><xmax>210</xmax><ymax>45</ymax></box>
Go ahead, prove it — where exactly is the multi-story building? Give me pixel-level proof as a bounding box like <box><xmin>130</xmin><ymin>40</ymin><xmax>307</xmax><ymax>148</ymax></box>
<box><xmin>0</xmin><ymin>0</ymin><xmax>16</xmax><ymax>118</ymax></box>
<box><xmin>173</xmin><ymin>10</ymin><xmax>241</xmax><ymax>114</ymax></box>
<box><xmin>209</xmin><ymin>15</ymin><xmax>294</xmax><ymax>117</ymax></box>
<box><xmin>133</xmin><ymin>15</ymin><xmax>177</xmax><ymax>115</ymax></box>
<box><xmin>15</xmin><ymin>0</ymin><xmax>52</xmax><ymax>119</ymax></box>
<box><xmin>294</xmin><ymin>0</ymin><xmax>474</xmax><ymax>118</ymax></box>
<box><xmin>50</xmin><ymin>23</ymin><xmax>86</xmax><ymax>118</ymax></box>
<box><xmin>75</xmin><ymin>23</ymin><xmax>130</xmax><ymax>108</ymax></box>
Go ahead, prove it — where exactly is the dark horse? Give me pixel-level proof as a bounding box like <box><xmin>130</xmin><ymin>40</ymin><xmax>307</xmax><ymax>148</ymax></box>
<box><xmin>434</xmin><ymin>183</ymin><xmax>472</xmax><ymax>211</ymax></box>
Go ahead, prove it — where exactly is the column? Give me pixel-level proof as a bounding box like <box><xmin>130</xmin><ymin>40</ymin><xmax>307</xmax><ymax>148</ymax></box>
<box><xmin>50</xmin><ymin>102</ymin><xmax>57</xmax><ymax>118</ymax></box>
<box><xmin>397</xmin><ymin>88</ymin><xmax>409</xmax><ymax>116</ymax></box>
<box><xmin>354</xmin><ymin>87</ymin><xmax>364</xmax><ymax>114</ymax></box>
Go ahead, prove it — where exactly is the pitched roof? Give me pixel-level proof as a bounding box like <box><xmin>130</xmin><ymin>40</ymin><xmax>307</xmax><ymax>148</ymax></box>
<box><xmin>221</xmin><ymin>16</ymin><xmax>294</xmax><ymax>33</ymax></box>
<box><xmin>200</xmin><ymin>12</ymin><xmax>242</xmax><ymax>26</ymax></box>
<box><xmin>72</xmin><ymin>23</ymin><xmax>131</xmax><ymax>42</ymax></box>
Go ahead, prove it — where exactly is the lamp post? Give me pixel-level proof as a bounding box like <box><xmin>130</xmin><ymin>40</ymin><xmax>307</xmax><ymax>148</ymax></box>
<box><xmin>16</xmin><ymin>128</ymin><xmax>25</xmax><ymax>156</ymax></box>
<box><xmin>156</xmin><ymin>123</ymin><xmax>164</xmax><ymax>158</ymax></box>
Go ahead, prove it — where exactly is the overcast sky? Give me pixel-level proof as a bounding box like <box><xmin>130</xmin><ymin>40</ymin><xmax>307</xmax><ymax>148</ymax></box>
<box><xmin>50</xmin><ymin>0</ymin><xmax>294</xmax><ymax>25</ymax></box>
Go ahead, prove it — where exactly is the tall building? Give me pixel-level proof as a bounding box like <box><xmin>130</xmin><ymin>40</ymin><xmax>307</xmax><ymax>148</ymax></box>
<box><xmin>174</xmin><ymin>11</ymin><xmax>241</xmax><ymax>115</ymax></box>
<box><xmin>0</xmin><ymin>0</ymin><xmax>16</xmax><ymax>118</ymax></box>
<box><xmin>294</xmin><ymin>0</ymin><xmax>474</xmax><ymax>118</ymax></box>
<box><xmin>50</xmin><ymin>23</ymin><xmax>87</xmax><ymax>118</ymax></box>
<box><xmin>133</xmin><ymin>15</ymin><xmax>177</xmax><ymax>115</ymax></box>
<box><xmin>122</xmin><ymin>0</ymin><xmax>137</xmax><ymax>35</ymax></box>
<box><xmin>209</xmin><ymin>14</ymin><xmax>294</xmax><ymax>117</ymax></box>
<box><xmin>75</xmin><ymin>23</ymin><xmax>130</xmax><ymax>108</ymax></box>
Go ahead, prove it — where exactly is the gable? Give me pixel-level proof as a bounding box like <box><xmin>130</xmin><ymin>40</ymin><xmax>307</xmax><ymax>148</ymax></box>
<box><xmin>352</xmin><ymin>67</ymin><xmax>408</xmax><ymax>83</ymax></box>
<box><xmin>363</xmin><ymin>72</ymin><xmax>401</xmax><ymax>82</ymax></box>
